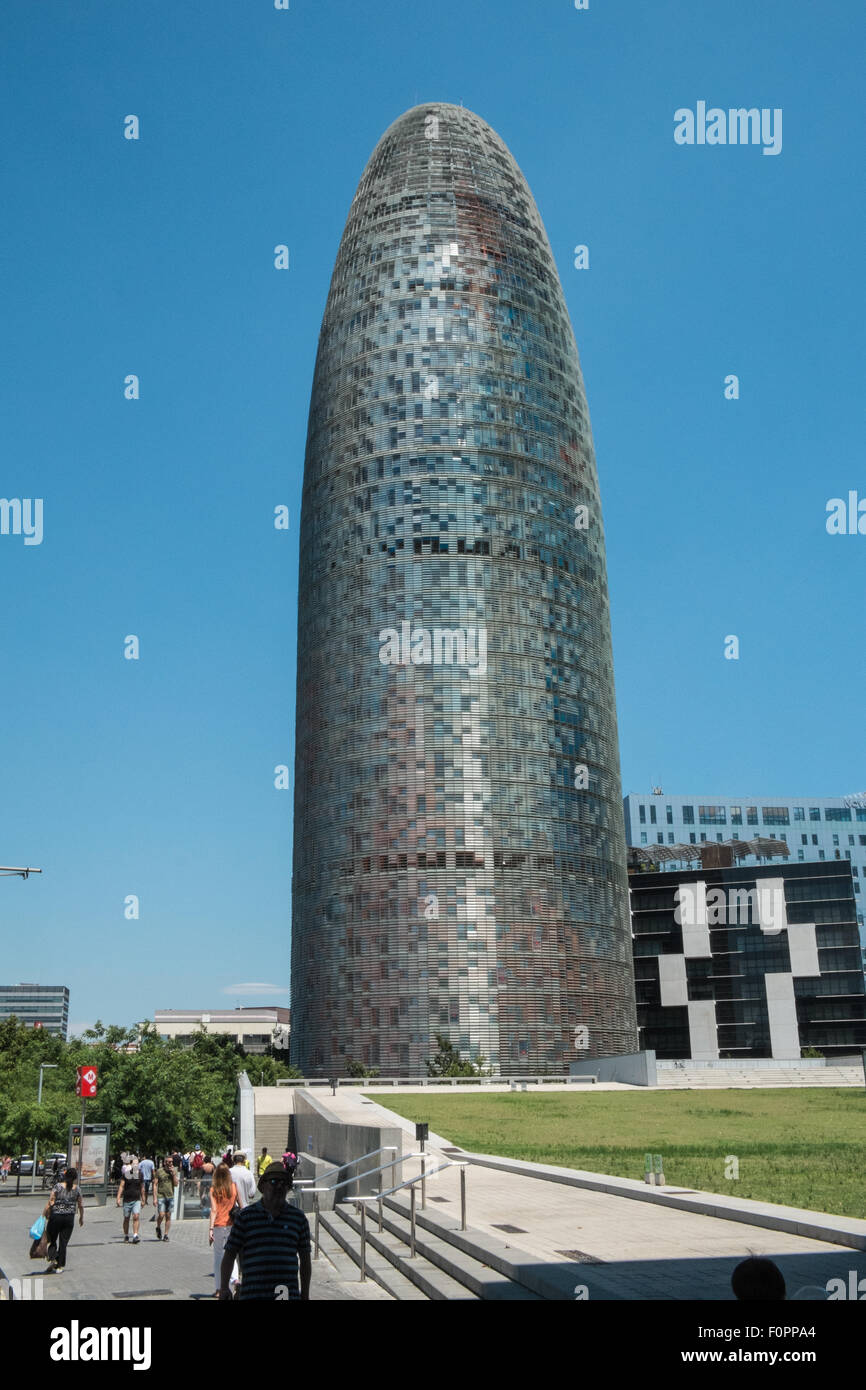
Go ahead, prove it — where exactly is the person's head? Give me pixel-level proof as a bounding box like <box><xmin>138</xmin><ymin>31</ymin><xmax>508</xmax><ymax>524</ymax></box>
<box><xmin>233</xmin><ymin>1152</ymin><xmax>247</xmax><ymax>1168</ymax></box>
<box><xmin>731</xmin><ymin>1257</ymin><xmax>786</xmax><ymax>1301</ymax></box>
<box><xmin>64</xmin><ymin>1167</ymin><xmax>77</xmax><ymax>1190</ymax></box>
<box><xmin>258</xmin><ymin>1162</ymin><xmax>292</xmax><ymax>1212</ymax></box>
<box><xmin>163</xmin><ymin>1154</ymin><xmax>173</xmax><ymax>1168</ymax></box>
<box><xmin>212</xmin><ymin>1162</ymin><xmax>234</xmax><ymax>1198</ymax></box>
<box><xmin>261</xmin><ymin>1146</ymin><xmax>268</xmax><ymax>1155</ymax></box>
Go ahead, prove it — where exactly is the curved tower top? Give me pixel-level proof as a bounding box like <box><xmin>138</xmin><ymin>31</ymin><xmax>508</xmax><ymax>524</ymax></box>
<box><xmin>292</xmin><ymin>103</ymin><xmax>637</xmax><ymax>1076</ymax></box>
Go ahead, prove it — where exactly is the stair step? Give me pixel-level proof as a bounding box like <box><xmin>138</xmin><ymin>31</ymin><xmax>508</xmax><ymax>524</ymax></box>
<box><xmin>318</xmin><ymin>1210</ymin><xmax>431</xmax><ymax>1300</ymax></box>
<box><xmin>314</xmin><ymin>1224</ymin><xmax>394</xmax><ymax>1293</ymax></box>
<box><xmin>347</xmin><ymin>1199</ymin><xmax>544</xmax><ymax>1300</ymax></box>
<box><xmin>334</xmin><ymin>1205</ymin><xmax>480</xmax><ymax>1300</ymax></box>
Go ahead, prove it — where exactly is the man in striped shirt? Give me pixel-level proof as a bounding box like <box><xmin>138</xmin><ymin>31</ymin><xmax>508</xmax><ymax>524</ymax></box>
<box><xmin>219</xmin><ymin>1162</ymin><xmax>311</xmax><ymax>1301</ymax></box>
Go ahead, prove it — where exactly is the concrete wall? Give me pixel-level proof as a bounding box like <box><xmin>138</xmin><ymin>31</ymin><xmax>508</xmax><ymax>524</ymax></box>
<box><xmin>570</xmin><ymin>1050</ymin><xmax>657</xmax><ymax>1087</ymax></box>
<box><xmin>236</xmin><ymin>1071</ymin><xmax>255</xmax><ymax>1155</ymax></box>
<box><xmin>292</xmin><ymin>1088</ymin><xmax>403</xmax><ymax>1197</ymax></box>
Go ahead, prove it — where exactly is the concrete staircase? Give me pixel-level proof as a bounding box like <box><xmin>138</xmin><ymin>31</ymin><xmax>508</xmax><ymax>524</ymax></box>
<box><xmin>656</xmin><ymin>1063</ymin><xmax>862</xmax><ymax>1089</ymax></box>
<box><xmin>317</xmin><ymin>1195</ymin><xmax>549</xmax><ymax>1301</ymax></box>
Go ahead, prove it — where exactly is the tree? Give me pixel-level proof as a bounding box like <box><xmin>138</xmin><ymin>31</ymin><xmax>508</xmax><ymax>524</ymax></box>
<box><xmin>425</xmin><ymin>1033</ymin><xmax>488</xmax><ymax>1077</ymax></box>
<box><xmin>345</xmin><ymin>1059</ymin><xmax>380</xmax><ymax>1078</ymax></box>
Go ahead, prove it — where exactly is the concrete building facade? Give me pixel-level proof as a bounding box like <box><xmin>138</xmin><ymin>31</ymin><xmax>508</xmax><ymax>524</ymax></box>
<box><xmin>153</xmin><ymin>1007</ymin><xmax>290</xmax><ymax>1054</ymax></box>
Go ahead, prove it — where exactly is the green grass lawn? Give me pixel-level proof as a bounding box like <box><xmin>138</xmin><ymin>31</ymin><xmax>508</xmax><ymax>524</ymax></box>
<box><xmin>366</xmin><ymin>1089</ymin><xmax>866</xmax><ymax>1220</ymax></box>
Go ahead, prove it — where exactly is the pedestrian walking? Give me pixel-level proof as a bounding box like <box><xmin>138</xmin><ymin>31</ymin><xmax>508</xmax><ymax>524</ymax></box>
<box><xmin>230</xmin><ymin>1152</ymin><xmax>257</xmax><ymax>1208</ymax></box>
<box><xmin>46</xmin><ymin>1167</ymin><xmax>84</xmax><ymax>1273</ymax></box>
<box><xmin>138</xmin><ymin>1154</ymin><xmax>155</xmax><ymax>1206</ymax></box>
<box><xmin>155</xmin><ymin>1154</ymin><xmax>179</xmax><ymax>1241</ymax></box>
<box><xmin>209</xmin><ymin>1162</ymin><xmax>238</xmax><ymax>1296</ymax></box>
<box><xmin>117</xmin><ymin>1161</ymin><xmax>143</xmax><ymax>1243</ymax></box>
<box><xmin>218</xmin><ymin>1162</ymin><xmax>311</xmax><ymax>1301</ymax></box>
<box><xmin>257</xmin><ymin>1146</ymin><xmax>274</xmax><ymax>1178</ymax></box>
<box><xmin>282</xmin><ymin>1149</ymin><xmax>297</xmax><ymax>1174</ymax></box>
<box><xmin>1</xmin><ymin>1154</ymin><xmax>10</xmax><ymax>1182</ymax></box>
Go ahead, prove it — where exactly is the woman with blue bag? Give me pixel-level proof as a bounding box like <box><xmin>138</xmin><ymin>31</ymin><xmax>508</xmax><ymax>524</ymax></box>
<box><xmin>45</xmin><ymin>1166</ymin><xmax>84</xmax><ymax>1272</ymax></box>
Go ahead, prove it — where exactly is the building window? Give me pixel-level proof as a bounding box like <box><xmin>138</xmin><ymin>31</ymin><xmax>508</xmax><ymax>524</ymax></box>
<box><xmin>730</xmin><ymin>806</ymin><xmax>742</xmax><ymax>825</ymax></box>
<box><xmin>666</xmin><ymin>805</ymin><xmax>673</xmax><ymax>824</ymax></box>
<box><xmin>668</xmin><ymin>832</ymin><xmax>674</xmax><ymax>844</ymax></box>
<box><xmin>812</xmin><ymin>835</ymin><xmax>818</xmax><ymax>845</ymax></box>
<box><xmin>762</xmin><ymin>807</ymin><xmax>790</xmax><ymax>826</ymax></box>
<box><xmin>689</xmin><ymin>833</ymin><xmax>697</xmax><ymax>844</ymax></box>
<box><xmin>699</xmin><ymin>805</ymin><xmax>727</xmax><ymax>825</ymax></box>
<box><xmin>682</xmin><ymin>805</ymin><xmax>695</xmax><ymax>825</ymax></box>
<box><xmin>639</xmin><ymin>805</ymin><xmax>646</xmax><ymax>824</ymax></box>
<box><xmin>797</xmin><ymin>849</ymin><xmax>804</xmax><ymax>861</ymax></box>
<box><xmin>848</xmin><ymin>835</ymin><xmax>855</xmax><ymax>846</ymax></box>
<box><xmin>747</xmin><ymin>806</ymin><xmax>758</xmax><ymax>825</ymax></box>
<box><xmin>649</xmin><ymin>805</ymin><xmax>657</xmax><ymax>824</ymax></box>
<box><xmin>801</xmin><ymin>834</ymin><xmax>808</xmax><ymax>846</ymax></box>
<box><xmin>819</xmin><ymin>850</ymin><xmax>825</xmax><ymax>860</ymax></box>
<box><xmin>825</xmin><ymin>807</ymin><xmax>852</xmax><ymax>822</ymax></box>
<box><xmin>657</xmin><ymin>832</ymin><xmax>664</xmax><ymax>844</ymax></box>
<box><xmin>640</xmin><ymin>832</ymin><xmax>647</xmax><ymax>845</ymax></box>
<box><xmin>809</xmin><ymin>807</ymin><xmax>821</xmax><ymax>821</ymax></box>
<box><xmin>793</xmin><ymin>807</ymin><xmax>805</xmax><ymax>821</ymax></box>
<box><xmin>700</xmin><ymin>833</ymin><xmax>707</xmax><ymax>842</ymax></box>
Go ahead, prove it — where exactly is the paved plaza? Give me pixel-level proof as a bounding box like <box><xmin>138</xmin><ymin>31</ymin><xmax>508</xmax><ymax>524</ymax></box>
<box><xmin>0</xmin><ymin>1194</ymin><xmax>390</xmax><ymax>1302</ymax></box>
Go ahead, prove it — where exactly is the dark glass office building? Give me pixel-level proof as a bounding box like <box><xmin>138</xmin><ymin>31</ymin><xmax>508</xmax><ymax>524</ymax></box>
<box><xmin>0</xmin><ymin>982</ymin><xmax>69</xmax><ymax>1039</ymax></box>
<box><xmin>631</xmin><ymin>861</ymin><xmax>866</xmax><ymax>1058</ymax></box>
<box><xmin>292</xmin><ymin>104</ymin><xmax>636</xmax><ymax>1075</ymax></box>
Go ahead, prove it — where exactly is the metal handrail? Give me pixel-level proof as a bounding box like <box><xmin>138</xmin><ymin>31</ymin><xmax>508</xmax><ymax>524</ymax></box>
<box><xmin>292</xmin><ymin>1143</ymin><xmax>399</xmax><ymax>1190</ymax></box>
<box><xmin>315</xmin><ymin>1151</ymin><xmax>423</xmax><ymax>1196</ymax></box>
<box><xmin>349</xmin><ymin>1159</ymin><xmax>467</xmax><ymax>1278</ymax></box>
<box><xmin>354</xmin><ymin>1157</ymin><xmax>455</xmax><ymax>1206</ymax></box>
<box><xmin>298</xmin><ymin>1152</ymin><xmax>422</xmax><ymax>1263</ymax></box>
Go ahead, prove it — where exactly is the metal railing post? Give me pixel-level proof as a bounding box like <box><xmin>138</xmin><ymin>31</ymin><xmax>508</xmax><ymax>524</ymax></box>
<box><xmin>359</xmin><ymin>1202</ymin><xmax>367</xmax><ymax>1281</ymax></box>
<box><xmin>376</xmin><ymin>1189</ymin><xmax>383</xmax><ymax>1231</ymax></box>
<box><xmin>409</xmin><ymin>1183</ymin><xmax>417</xmax><ymax>1257</ymax></box>
<box><xmin>421</xmin><ymin>1154</ymin><xmax>426</xmax><ymax>1210</ymax></box>
<box><xmin>460</xmin><ymin>1164</ymin><xmax>467</xmax><ymax>1231</ymax></box>
<box><xmin>314</xmin><ymin>1192</ymin><xmax>320</xmax><ymax>1260</ymax></box>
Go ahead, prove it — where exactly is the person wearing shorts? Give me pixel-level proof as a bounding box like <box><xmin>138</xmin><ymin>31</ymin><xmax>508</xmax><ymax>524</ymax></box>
<box><xmin>155</xmin><ymin>1155</ymin><xmax>178</xmax><ymax>1242</ymax></box>
<box><xmin>117</xmin><ymin>1163</ymin><xmax>143</xmax><ymax>1244</ymax></box>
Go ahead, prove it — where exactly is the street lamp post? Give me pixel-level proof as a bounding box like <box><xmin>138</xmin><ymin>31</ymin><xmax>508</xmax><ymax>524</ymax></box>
<box><xmin>31</xmin><ymin>1063</ymin><xmax>58</xmax><ymax>1192</ymax></box>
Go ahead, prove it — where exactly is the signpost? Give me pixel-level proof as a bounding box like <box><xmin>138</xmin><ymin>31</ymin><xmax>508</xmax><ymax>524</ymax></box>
<box><xmin>70</xmin><ymin>1066</ymin><xmax>103</xmax><ymax>1194</ymax></box>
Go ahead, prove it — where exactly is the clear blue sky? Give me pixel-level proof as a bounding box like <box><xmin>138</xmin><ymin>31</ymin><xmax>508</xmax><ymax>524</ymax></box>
<box><xmin>1</xmin><ymin>0</ymin><xmax>862</xmax><ymax>1034</ymax></box>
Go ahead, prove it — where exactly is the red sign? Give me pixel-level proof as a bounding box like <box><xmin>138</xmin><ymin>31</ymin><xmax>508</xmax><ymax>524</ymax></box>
<box><xmin>76</xmin><ymin>1065</ymin><xmax>98</xmax><ymax>1098</ymax></box>
<box><xmin>34</xmin><ymin>1021</ymin><xmax>43</xmax><ymax>1030</ymax></box>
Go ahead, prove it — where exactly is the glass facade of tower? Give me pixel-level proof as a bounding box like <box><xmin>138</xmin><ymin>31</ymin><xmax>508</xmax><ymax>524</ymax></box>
<box><xmin>292</xmin><ymin>104</ymin><xmax>636</xmax><ymax>1075</ymax></box>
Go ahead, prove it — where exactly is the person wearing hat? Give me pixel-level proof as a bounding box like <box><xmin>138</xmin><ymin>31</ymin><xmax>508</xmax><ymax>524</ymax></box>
<box><xmin>218</xmin><ymin>1162</ymin><xmax>311</xmax><ymax>1301</ymax></box>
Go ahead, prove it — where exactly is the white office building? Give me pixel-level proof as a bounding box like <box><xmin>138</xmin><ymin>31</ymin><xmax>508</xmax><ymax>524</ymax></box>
<box><xmin>624</xmin><ymin>793</ymin><xmax>866</xmax><ymax>936</ymax></box>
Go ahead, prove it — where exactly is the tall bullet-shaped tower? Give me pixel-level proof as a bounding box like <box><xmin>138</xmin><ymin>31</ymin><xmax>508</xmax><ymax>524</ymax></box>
<box><xmin>292</xmin><ymin>104</ymin><xmax>637</xmax><ymax>1075</ymax></box>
